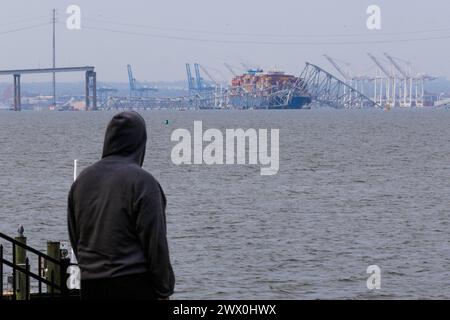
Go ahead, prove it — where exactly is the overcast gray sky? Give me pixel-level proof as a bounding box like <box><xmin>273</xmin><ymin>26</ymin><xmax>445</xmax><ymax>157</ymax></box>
<box><xmin>1</xmin><ymin>0</ymin><xmax>450</xmax><ymax>82</ymax></box>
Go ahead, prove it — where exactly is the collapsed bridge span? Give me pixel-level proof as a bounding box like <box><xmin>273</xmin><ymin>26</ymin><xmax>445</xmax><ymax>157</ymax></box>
<box><xmin>298</xmin><ymin>62</ymin><xmax>382</xmax><ymax>109</ymax></box>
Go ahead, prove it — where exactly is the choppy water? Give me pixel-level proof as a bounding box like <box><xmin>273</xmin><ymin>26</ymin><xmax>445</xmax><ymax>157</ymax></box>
<box><xmin>1</xmin><ymin>109</ymin><xmax>450</xmax><ymax>299</ymax></box>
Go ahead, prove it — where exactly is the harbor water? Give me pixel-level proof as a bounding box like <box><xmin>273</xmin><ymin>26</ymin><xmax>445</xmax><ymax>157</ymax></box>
<box><xmin>0</xmin><ymin>108</ymin><xmax>449</xmax><ymax>299</ymax></box>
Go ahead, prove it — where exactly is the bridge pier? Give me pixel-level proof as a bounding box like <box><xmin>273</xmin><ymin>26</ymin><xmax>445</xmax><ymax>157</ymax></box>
<box><xmin>85</xmin><ymin>71</ymin><xmax>97</xmax><ymax>111</ymax></box>
<box><xmin>13</xmin><ymin>74</ymin><xmax>21</xmax><ymax>111</ymax></box>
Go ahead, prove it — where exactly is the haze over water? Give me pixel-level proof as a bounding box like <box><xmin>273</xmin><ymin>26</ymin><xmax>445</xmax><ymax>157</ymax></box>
<box><xmin>1</xmin><ymin>109</ymin><xmax>450</xmax><ymax>299</ymax></box>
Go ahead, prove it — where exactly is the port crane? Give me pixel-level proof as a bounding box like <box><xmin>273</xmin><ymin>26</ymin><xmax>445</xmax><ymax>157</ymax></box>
<box><xmin>383</xmin><ymin>53</ymin><xmax>438</xmax><ymax>107</ymax></box>
<box><xmin>127</xmin><ymin>64</ymin><xmax>157</xmax><ymax>98</ymax></box>
<box><xmin>185</xmin><ymin>63</ymin><xmax>196</xmax><ymax>91</ymax></box>
<box><xmin>415</xmin><ymin>73</ymin><xmax>437</xmax><ymax>106</ymax></box>
<box><xmin>324</xmin><ymin>54</ymin><xmax>373</xmax><ymax>99</ymax></box>
<box><xmin>384</xmin><ymin>53</ymin><xmax>412</xmax><ymax>107</ymax></box>
<box><xmin>323</xmin><ymin>54</ymin><xmax>353</xmax><ymax>99</ymax></box>
<box><xmin>367</xmin><ymin>53</ymin><xmax>393</xmax><ymax>106</ymax></box>
<box><xmin>185</xmin><ymin>62</ymin><xmax>216</xmax><ymax>108</ymax></box>
<box><xmin>193</xmin><ymin>63</ymin><xmax>203</xmax><ymax>90</ymax></box>
<box><xmin>198</xmin><ymin>64</ymin><xmax>229</xmax><ymax>108</ymax></box>
<box><xmin>199</xmin><ymin>65</ymin><xmax>219</xmax><ymax>86</ymax></box>
<box><xmin>323</xmin><ymin>55</ymin><xmax>352</xmax><ymax>82</ymax></box>
<box><xmin>185</xmin><ymin>63</ymin><xmax>214</xmax><ymax>91</ymax></box>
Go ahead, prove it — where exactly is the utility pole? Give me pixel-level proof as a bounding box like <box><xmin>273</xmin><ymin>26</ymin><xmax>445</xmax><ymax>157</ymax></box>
<box><xmin>52</xmin><ymin>9</ymin><xmax>56</xmax><ymax>108</ymax></box>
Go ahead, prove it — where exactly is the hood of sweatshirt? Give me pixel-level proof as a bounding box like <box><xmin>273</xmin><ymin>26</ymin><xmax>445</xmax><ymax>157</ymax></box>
<box><xmin>101</xmin><ymin>111</ymin><xmax>147</xmax><ymax>166</ymax></box>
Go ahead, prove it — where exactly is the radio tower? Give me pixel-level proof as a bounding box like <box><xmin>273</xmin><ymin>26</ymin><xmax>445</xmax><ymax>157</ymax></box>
<box><xmin>52</xmin><ymin>9</ymin><xmax>56</xmax><ymax>107</ymax></box>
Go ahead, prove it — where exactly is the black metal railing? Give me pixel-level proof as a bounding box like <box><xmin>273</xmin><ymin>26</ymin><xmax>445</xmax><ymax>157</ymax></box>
<box><xmin>0</xmin><ymin>231</ymin><xmax>79</xmax><ymax>300</ymax></box>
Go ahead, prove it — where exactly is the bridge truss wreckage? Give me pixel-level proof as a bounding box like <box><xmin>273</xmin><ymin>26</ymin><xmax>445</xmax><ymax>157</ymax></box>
<box><xmin>298</xmin><ymin>62</ymin><xmax>381</xmax><ymax>109</ymax></box>
<box><xmin>98</xmin><ymin>62</ymin><xmax>381</xmax><ymax>111</ymax></box>
<box><xmin>98</xmin><ymin>94</ymin><xmax>218</xmax><ymax>110</ymax></box>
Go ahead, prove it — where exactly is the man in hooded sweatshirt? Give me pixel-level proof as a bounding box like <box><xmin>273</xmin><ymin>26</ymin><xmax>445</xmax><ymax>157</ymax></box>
<box><xmin>67</xmin><ymin>111</ymin><xmax>175</xmax><ymax>300</ymax></box>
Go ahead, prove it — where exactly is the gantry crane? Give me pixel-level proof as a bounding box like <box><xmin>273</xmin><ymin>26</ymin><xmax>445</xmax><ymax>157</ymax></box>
<box><xmin>185</xmin><ymin>63</ymin><xmax>196</xmax><ymax>91</ymax></box>
<box><xmin>185</xmin><ymin>63</ymin><xmax>214</xmax><ymax>92</ymax></box>
<box><xmin>193</xmin><ymin>63</ymin><xmax>203</xmax><ymax>90</ymax></box>
<box><xmin>199</xmin><ymin>65</ymin><xmax>218</xmax><ymax>87</ymax></box>
<box><xmin>384</xmin><ymin>53</ymin><xmax>412</xmax><ymax>107</ymax></box>
<box><xmin>323</xmin><ymin>54</ymin><xmax>369</xmax><ymax>98</ymax></box>
<box><xmin>367</xmin><ymin>53</ymin><xmax>393</xmax><ymax>106</ymax></box>
<box><xmin>323</xmin><ymin>55</ymin><xmax>352</xmax><ymax>81</ymax></box>
<box><xmin>127</xmin><ymin>64</ymin><xmax>157</xmax><ymax>98</ymax></box>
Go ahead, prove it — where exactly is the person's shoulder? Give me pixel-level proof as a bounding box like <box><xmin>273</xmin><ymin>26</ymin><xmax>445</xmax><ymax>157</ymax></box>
<box><xmin>72</xmin><ymin>160</ymin><xmax>103</xmax><ymax>183</ymax></box>
<box><xmin>127</xmin><ymin>165</ymin><xmax>161</xmax><ymax>189</ymax></box>
<box><xmin>71</xmin><ymin>160</ymin><xmax>161</xmax><ymax>192</ymax></box>
<box><xmin>135</xmin><ymin>167</ymin><xmax>159</xmax><ymax>184</ymax></box>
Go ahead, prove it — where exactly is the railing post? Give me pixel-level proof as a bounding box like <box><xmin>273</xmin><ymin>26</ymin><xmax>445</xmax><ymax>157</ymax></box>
<box><xmin>38</xmin><ymin>256</ymin><xmax>42</xmax><ymax>295</ymax></box>
<box><xmin>0</xmin><ymin>244</ymin><xmax>3</xmax><ymax>299</ymax></box>
<box><xmin>46</xmin><ymin>241</ymin><xmax>61</xmax><ymax>294</ymax></box>
<box><xmin>12</xmin><ymin>243</ymin><xmax>16</xmax><ymax>300</ymax></box>
<box><xmin>14</xmin><ymin>233</ymin><xmax>27</xmax><ymax>300</ymax></box>
<box><xmin>25</xmin><ymin>258</ymin><xmax>30</xmax><ymax>300</ymax></box>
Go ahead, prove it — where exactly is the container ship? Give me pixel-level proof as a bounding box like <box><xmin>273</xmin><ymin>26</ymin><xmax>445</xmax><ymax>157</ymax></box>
<box><xmin>228</xmin><ymin>68</ymin><xmax>311</xmax><ymax>109</ymax></box>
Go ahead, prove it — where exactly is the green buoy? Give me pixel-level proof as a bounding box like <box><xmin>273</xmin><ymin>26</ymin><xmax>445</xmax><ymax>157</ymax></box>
<box><xmin>164</xmin><ymin>120</ymin><xmax>169</xmax><ymax>125</ymax></box>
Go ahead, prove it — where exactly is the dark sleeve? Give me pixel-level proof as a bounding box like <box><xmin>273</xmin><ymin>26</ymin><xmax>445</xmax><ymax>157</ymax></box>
<box><xmin>67</xmin><ymin>185</ymin><xmax>79</xmax><ymax>259</ymax></box>
<box><xmin>134</xmin><ymin>182</ymin><xmax>175</xmax><ymax>298</ymax></box>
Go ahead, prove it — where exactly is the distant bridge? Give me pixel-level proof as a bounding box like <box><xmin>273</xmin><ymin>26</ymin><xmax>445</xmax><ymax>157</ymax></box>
<box><xmin>0</xmin><ymin>66</ymin><xmax>97</xmax><ymax>111</ymax></box>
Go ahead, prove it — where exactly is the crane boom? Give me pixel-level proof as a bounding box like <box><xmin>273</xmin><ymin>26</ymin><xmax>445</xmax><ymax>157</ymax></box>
<box><xmin>367</xmin><ymin>53</ymin><xmax>391</xmax><ymax>77</ymax></box>
<box><xmin>194</xmin><ymin>63</ymin><xmax>202</xmax><ymax>90</ymax></box>
<box><xmin>224</xmin><ymin>63</ymin><xmax>237</xmax><ymax>77</ymax></box>
<box><xmin>323</xmin><ymin>55</ymin><xmax>351</xmax><ymax>80</ymax></box>
<box><xmin>199</xmin><ymin>64</ymin><xmax>218</xmax><ymax>86</ymax></box>
<box><xmin>384</xmin><ymin>53</ymin><xmax>409</xmax><ymax>78</ymax></box>
<box><xmin>127</xmin><ymin>64</ymin><xmax>136</xmax><ymax>91</ymax></box>
<box><xmin>185</xmin><ymin>63</ymin><xmax>195</xmax><ymax>90</ymax></box>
